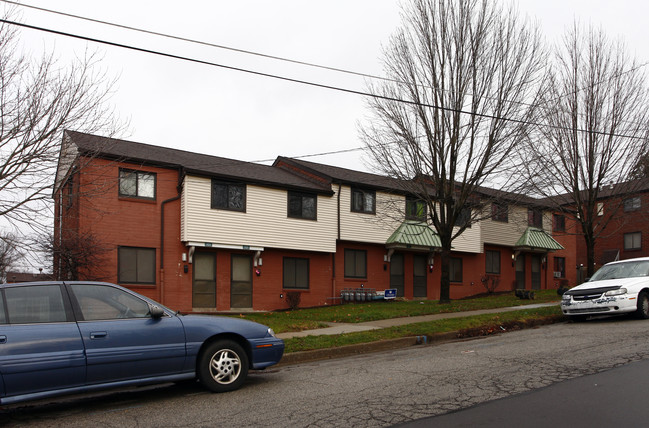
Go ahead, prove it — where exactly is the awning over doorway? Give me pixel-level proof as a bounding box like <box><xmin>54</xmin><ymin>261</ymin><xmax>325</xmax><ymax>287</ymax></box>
<box><xmin>514</xmin><ymin>227</ymin><xmax>564</xmax><ymax>252</ymax></box>
<box><xmin>386</xmin><ymin>221</ymin><xmax>442</xmax><ymax>251</ymax></box>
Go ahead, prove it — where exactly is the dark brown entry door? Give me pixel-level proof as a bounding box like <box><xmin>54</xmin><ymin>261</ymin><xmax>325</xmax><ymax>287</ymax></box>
<box><xmin>193</xmin><ymin>252</ymin><xmax>216</xmax><ymax>308</ymax></box>
<box><xmin>231</xmin><ymin>254</ymin><xmax>253</xmax><ymax>308</ymax></box>
<box><xmin>390</xmin><ymin>253</ymin><xmax>404</xmax><ymax>297</ymax></box>
<box><xmin>515</xmin><ymin>255</ymin><xmax>526</xmax><ymax>289</ymax></box>
<box><xmin>413</xmin><ymin>255</ymin><xmax>427</xmax><ymax>298</ymax></box>
<box><xmin>531</xmin><ymin>255</ymin><xmax>541</xmax><ymax>290</ymax></box>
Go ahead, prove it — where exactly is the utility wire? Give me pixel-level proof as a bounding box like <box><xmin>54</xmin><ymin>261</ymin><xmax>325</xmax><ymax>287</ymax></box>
<box><xmin>7</xmin><ymin>1</ymin><xmax>649</xmax><ymax>125</ymax></box>
<box><xmin>1</xmin><ymin>0</ymin><xmax>399</xmax><ymax>85</ymax></box>
<box><xmin>5</xmin><ymin>18</ymin><xmax>647</xmax><ymax>143</ymax></box>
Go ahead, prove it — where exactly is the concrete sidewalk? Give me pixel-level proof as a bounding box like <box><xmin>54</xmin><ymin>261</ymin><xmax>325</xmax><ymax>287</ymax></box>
<box><xmin>276</xmin><ymin>302</ymin><xmax>559</xmax><ymax>339</ymax></box>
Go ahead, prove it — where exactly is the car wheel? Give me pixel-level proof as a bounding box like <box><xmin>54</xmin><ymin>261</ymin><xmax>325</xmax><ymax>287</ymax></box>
<box><xmin>635</xmin><ymin>292</ymin><xmax>649</xmax><ymax>319</ymax></box>
<box><xmin>198</xmin><ymin>340</ymin><xmax>249</xmax><ymax>393</ymax></box>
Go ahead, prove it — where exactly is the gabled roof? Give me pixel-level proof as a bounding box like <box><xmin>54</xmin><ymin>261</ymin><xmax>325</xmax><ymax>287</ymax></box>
<box><xmin>64</xmin><ymin>131</ymin><xmax>333</xmax><ymax>195</ymax></box>
<box><xmin>540</xmin><ymin>177</ymin><xmax>649</xmax><ymax>207</ymax></box>
<box><xmin>274</xmin><ymin>156</ymin><xmax>410</xmax><ymax>193</ymax></box>
<box><xmin>514</xmin><ymin>227</ymin><xmax>564</xmax><ymax>251</ymax></box>
<box><xmin>386</xmin><ymin>221</ymin><xmax>441</xmax><ymax>250</ymax></box>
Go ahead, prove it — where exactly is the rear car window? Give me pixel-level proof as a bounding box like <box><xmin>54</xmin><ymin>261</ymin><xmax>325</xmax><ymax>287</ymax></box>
<box><xmin>5</xmin><ymin>285</ymin><xmax>67</xmax><ymax>324</ymax></box>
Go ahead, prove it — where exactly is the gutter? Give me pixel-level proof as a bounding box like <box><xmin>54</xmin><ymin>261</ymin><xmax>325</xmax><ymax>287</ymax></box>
<box><xmin>159</xmin><ymin>167</ymin><xmax>184</xmax><ymax>304</ymax></box>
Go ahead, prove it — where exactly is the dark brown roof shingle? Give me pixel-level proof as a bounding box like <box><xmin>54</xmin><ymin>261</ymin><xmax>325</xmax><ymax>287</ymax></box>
<box><xmin>66</xmin><ymin>130</ymin><xmax>333</xmax><ymax>194</ymax></box>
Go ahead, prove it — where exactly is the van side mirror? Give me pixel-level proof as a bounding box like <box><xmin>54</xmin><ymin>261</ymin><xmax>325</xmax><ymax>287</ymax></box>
<box><xmin>149</xmin><ymin>305</ymin><xmax>165</xmax><ymax>319</ymax></box>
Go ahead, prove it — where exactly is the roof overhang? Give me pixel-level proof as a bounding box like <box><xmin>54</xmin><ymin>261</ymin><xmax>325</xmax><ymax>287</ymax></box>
<box><xmin>514</xmin><ymin>227</ymin><xmax>564</xmax><ymax>253</ymax></box>
<box><xmin>386</xmin><ymin>221</ymin><xmax>442</xmax><ymax>252</ymax></box>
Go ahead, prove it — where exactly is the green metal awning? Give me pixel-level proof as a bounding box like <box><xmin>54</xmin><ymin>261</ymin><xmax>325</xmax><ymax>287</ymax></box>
<box><xmin>386</xmin><ymin>221</ymin><xmax>441</xmax><ymax>251</ymax></box>
<box><xmin>514</xmin><ymin>227</ymin><xmax>564</xmax><ymax>252</ymax></box>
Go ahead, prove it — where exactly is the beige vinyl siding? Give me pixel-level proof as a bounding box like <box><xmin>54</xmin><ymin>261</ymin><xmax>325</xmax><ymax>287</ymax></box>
<box><xmin>452</xmin><ymin>222</ymin><xmax>482</xmax><ymax>253</ymax></box>
<box><xmin>181</xmin><ymin>176</ymin><xmax>337</xmax><ymax>253</ymax></box>
<box><xmin>339</xmin><ymin>186</ymin><xmax>404</xmax><ymax>243</ymax></box>
<box><xmin>481</xmin><ymin>205</ymin><xmax>554</xmax><ymax>247</ymax></box>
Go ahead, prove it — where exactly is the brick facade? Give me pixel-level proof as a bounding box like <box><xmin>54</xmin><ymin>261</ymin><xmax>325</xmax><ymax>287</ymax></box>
<box><xmin>55</xmin><ymin>132</ymin><xmax>637</xmax><ymax>312</ymax></box>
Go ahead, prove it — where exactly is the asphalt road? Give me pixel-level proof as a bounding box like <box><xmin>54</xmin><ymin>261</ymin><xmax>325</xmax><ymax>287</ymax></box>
<box><xmin>397</xmin><ymin>357</ymin><xmax>649</xmax><ymax>427</ymax></box>
<box><xmin>2</xmin><ymin>316</ymin><xmax>649</xmax><ymax>427</ymax></box>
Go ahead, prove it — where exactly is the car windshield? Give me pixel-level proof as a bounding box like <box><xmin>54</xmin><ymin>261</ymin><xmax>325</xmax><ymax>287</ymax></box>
<box><xmin>590</xmin><ymin>260</ymin><xmax>649</xmax><ymax>281</ymax></box>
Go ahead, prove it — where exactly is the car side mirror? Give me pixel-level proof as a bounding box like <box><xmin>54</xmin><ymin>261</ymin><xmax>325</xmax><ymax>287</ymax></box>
<box><xmin>149</xmin><ymin>305</ymin><xmax>165</xmax><ymax>319</ymax></box>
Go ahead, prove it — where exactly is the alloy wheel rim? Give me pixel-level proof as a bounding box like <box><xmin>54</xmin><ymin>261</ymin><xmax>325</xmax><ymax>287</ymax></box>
<box><xmin>209</xmin><ymin>349</ymin><xmax>242</xmax><ymax>385</ymax></box>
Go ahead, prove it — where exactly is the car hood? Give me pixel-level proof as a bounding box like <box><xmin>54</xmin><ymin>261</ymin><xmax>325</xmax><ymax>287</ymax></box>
<box><xmin>177</xmin><ymin>314</ymin><xmax>272</xmax><ymax>339</ymax></box>
<box><xmin>568</xmin><ymin>277</ymin><xmax>647</xmax><ymax>293</ymax></box>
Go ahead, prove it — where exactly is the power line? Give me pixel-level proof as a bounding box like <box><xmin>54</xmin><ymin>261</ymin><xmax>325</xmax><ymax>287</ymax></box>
<box><xmin>14</xmin><ymin>0</ymin><xmax>646</xmax><ymax>116</ymax></box>
<box><xmin>1</xmin><ymin>17</ymin><xmax>645</xmax><ymax>156</ymax></box>
<box><xmin>0</xmin><ymin>19</ymin><xmax>523</xmax><ymax>123</ymax></box>
<box><xmin>1</xmin><ymin>0</ymin><xmax>399</xmax><ymax>85</ymax></box>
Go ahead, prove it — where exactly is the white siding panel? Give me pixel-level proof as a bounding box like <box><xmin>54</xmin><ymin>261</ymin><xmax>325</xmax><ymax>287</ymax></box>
<box><xmin>453</xmin><ymin>222</ymin><xmax>482</xmax><ymax>253</ymax></box>
<box><xmin>339</xmin><ymin>186</ymin><xmax>404</xmax><ymax>243</ymax></box>
<box><xmin>182</xmin><ymin>176</ymin><xmax>337</xmax><ymax>253</ymax></box>
<box><xmin>481</xmin><ymin>205</ymin><xmax>555</xmax><ymax>247</ymax></box>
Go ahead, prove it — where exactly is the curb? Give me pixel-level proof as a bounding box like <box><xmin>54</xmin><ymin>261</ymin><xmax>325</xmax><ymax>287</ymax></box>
<box><xmin>276</xmin><ymin>331</ymin><xmax>458</xmax><ymax>367</ymax></box>
<box><xmin>276</xmin><ymin>315</ymin><xmax>565</xmax><ymax>367</ymax></box>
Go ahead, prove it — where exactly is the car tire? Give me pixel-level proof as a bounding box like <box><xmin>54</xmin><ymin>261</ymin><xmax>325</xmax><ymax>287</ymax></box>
<box><xmin>635</xmin><ymin>292</ymin><xmax>649</xmax><ymax>319</ymax></box>
<box><xmin>198</xmin><ymin>340</ymin><xmax>249</xmax><ymax>393</ymax></box>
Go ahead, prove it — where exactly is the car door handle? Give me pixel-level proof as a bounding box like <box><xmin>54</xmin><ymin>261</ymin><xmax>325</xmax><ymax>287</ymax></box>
<box><xmin>90</xmin><ymin>331</ymin><xmax>107</xmax><ymax>339</ymax></box>
<box><xmin>0</xmin><ymin>335</ymin><xmax>6</xmax><ymax>344</ymax></box>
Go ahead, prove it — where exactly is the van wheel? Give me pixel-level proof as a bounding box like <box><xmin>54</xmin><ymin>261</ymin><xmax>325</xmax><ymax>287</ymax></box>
<box><xmin>635</xmin><ymin>292</ymin><xmax>649</xmax><ymax>319</ymax></box>
<box><xmin>198</xmin><ymin>340</ymin><xmax>249</xmax><ymax>392</ymax></box>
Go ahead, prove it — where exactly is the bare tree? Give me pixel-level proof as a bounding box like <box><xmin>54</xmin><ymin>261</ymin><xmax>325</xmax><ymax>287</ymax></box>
<box><xmin>0</xmin><ymin>14</ymin><xmax>123</xmax><ymax>232</ymax></box>
<box><xmin>360</xmin><ymin>0</ymin><xmax>545</xmax><ymax>303</ymax></box>
<box><xmin>0</xmin><ymin>233</ymin><xmax>19</xmax><ymax>282</ymax></box>
<box><xmin>528</xmin><ymin>24</ymin><xmax>649</xmax><ymax>277</ymax></box>
<box><xmin>39</xmin><ymin>229</ymin><xmax>111</xmax><ymax>281</ymax></box>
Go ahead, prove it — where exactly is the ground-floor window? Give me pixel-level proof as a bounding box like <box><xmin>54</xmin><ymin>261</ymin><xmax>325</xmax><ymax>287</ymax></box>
<box><xmin>449</xmin><ymin>257</ymin><xmax>463</xmax><ymax>283</ymax></box>
<box><xmin>118</xmin><ymin>246</ymin><xmax>156</xmax><ymax>284</ymax></box>
<box><xmin>344</xmin><ymin>249</ymin><xmax>367</xmax><ymax>278</ymax></box>
<box><xmin>283</xmin><ymin>257</ymin><xmax>309</xmax><ymax>289</ymax></box>
<box><xmin>485</xmin><ymin>250</ymin><xmax>500</xmax><ymax>274</ymax></box>
<box><xmin>554</xmin><ymin>257</ymin><xmax>566</xmax><ymax>278</ymax></box>
<box><xmin>624</xmin><ymin>232</ymin><xmax>642</xmax><ymax>250</ymax></box>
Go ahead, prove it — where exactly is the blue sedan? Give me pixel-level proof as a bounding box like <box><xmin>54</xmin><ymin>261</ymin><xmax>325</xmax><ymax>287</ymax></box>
<box><xmin>0</xmin><ymin>281</ymin><xmax>284</xmax><ymax>404</ymax></box>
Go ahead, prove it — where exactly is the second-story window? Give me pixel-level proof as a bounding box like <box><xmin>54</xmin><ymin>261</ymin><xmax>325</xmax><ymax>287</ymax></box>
<box><xmin>528</xmin><ymin>208</ymin><xmax>542</xmax><ymax>228</ymax></box>
<box><xmin>119</xmin><ymin>169</ymin><xmax>156</xmax><ymax>200</ymax></box>
<box><xmin>288</xmin><ymin>192</ymin><xmax>317</xmax><ymax>220</ymax></box>
<box><xmin>624</xmin><ymin>197</ymin><xmax>641</xmax><ymax>212</ymax></box>
<box><xmin>211</xmin><ymin>180</ymin><xmax>246</xmax><ymax>212</ymax></box>
<box><xmin>491</xmin><ymin>202</ymin><xmax>508</xmax><ymax>222</ymax></box>
<box><xmin>406</xmin><ymin>197</ymin><xmax>426</xmax><ymax>221</ymax></box>
<box><xmin>553</xmin><ymin>214</ymin><xmax>565</xmax><ymax>232</ymax></box>
<box><xmin>458</xmin><ymin>206</ymin><xmax>472</xmax><ymax>228</ymax></box>
<box><xmin>351</xmin><ymin>188</ymin><xmax>376</xmax><ymax>214</ymax></box>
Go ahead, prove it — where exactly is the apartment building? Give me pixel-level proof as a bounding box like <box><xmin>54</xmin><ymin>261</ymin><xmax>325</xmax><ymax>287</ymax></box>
<box><xmin>54</xmin><ymin>131</ymin><xmax>573</xmax><ymax>311</ymax></box>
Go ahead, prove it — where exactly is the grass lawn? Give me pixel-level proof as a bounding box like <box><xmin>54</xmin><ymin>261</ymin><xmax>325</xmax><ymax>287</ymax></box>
<box><xmin>283</xmin><ymin>305</ymin><xmax>563</xmax><ymax>353</ymax></box>
<box><xmin>230</xmin><ymin>289</ymin><xmax>561</xmax><ymax>334</ymax></box>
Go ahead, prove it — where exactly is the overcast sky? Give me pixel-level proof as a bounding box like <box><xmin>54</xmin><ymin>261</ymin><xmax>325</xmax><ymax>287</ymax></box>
<box><xmin>9</xmin><ymin>0</ymin><xmax>649</xmax><ymax>172</ymax></box>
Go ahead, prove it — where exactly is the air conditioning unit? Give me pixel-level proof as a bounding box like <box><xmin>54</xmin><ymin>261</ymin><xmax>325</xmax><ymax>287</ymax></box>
<box><xmin>553</xmin><ymin>271</ymin><xmax>562</xmax><ymax>278</ymax></box>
